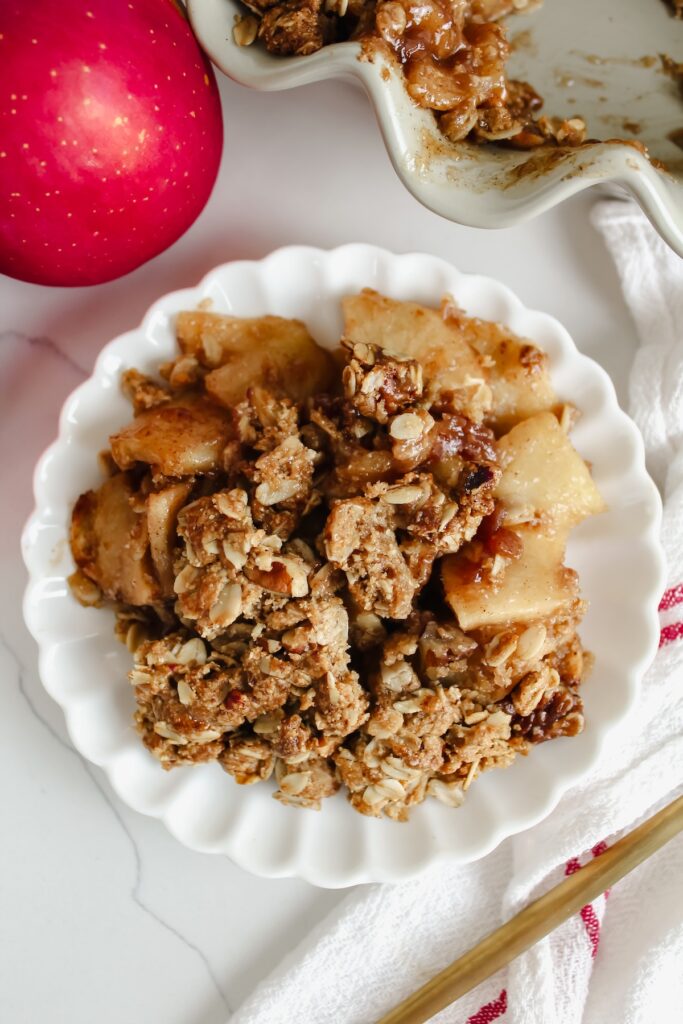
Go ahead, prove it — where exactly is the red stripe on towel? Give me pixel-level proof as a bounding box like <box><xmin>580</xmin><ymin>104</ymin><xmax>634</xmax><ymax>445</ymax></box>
<box><xmin>579</xmin><ymin>904</ymin><xmax>602</xmax><ymax>958</ymax></box>
<box><xmin>658</xmin><ymin>584</ymin><xmax>683</xmax><ymax>611</ymax></box>
<box><xmin>467</xmin><ymin>989</ymin><xmax>507</xmax><ymax>1024</ymax></box>
<box><xmin>660</xmin><ymin>621</ymin><xmax>683</xmax><ymax>647</ymax></box>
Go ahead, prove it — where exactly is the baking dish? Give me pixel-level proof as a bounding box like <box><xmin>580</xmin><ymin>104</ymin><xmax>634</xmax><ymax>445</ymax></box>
<box><xmin>188</xmin><ymin>0</ymin><xmax>683</xmax><ymax>256</ymax></box>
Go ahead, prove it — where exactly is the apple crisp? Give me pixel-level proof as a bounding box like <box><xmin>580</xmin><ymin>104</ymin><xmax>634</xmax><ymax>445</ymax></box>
<box><xmin>69</xmin><ymin>290</ymin><xmax>604</xmax><ymax>820</ymax></box>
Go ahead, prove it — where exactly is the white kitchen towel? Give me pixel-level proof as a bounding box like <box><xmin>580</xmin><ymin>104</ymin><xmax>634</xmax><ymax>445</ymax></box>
<box><xmin>231</xmin><ymin>201</ymin><xmax>683</xmax><ymax>1024</ymax></box>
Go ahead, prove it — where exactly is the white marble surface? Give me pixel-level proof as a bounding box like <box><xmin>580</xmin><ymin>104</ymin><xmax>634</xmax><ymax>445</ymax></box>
<box><xmin>0</xmin><ymin>71</ymin><xmax>640</xmax><ymax>1024</ymax></box>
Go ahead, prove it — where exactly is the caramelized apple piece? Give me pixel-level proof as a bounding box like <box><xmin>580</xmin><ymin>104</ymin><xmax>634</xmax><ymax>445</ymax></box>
<box><xmin>495</xmin><ymin>412</ymin><xmax>605</xmax><ymax>529</ymax></box>
<box><xmin>175</xmin><ymin>311</ymin><xmax>335</xmax><ymax>405</ymax></box>
<box><xmin>342</xmin><ymin>290</ymin><xmax>489</xmax><ymax>419</ymax></box>
<box><xmin>147</xmin><ymin>482</ymin><xmax>193</xmax><ymax>595</ymax></box>
<box><xmin>442</xmin><ymin>528</ymin><xmax>578</xmax><ymax>630</ymax></box>
<box><xmin>462</xmin><ymin>318</ymin><xmax>558</xmax><ymax>433</ymax></box>
<box><xmin>70</xmin><ymin>473</ymin><xmax>160</xmax><ymax>605</ymax></box>
<box><xmin>110</xmin><ymin>397</ymin><xmax>233</xmax><ymax>478</ymax></box>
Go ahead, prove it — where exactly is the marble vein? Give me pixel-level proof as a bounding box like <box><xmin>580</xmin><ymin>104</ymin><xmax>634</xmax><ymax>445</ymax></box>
<box><xmin>1</xmin><ymin>627</ymin><xmax>233</xmax><ymax>1016</ymax></box>
<box><xmin>0</xmin><ymin>330</ymin><xmax>89</xmax><ymax>378</ymax></box>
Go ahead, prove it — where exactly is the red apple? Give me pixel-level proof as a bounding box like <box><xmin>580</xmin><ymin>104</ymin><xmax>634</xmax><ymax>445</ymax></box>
<box><xmin>0</xmin><ymin>0</ymin><xmax>223</xmax><ymax>286</ymax></box>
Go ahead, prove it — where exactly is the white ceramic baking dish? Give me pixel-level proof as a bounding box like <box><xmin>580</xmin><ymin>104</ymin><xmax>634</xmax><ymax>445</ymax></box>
<box><xmin>188</xmin><ymin>0</ymin><xmax>683</xmax><ymax>256</ymax></box>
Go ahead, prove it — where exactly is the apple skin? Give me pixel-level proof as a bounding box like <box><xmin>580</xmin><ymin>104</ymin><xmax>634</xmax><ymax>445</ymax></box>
<box><xmin>0</xmin><ymin>0</ymin><xmax>223</xmax><ymax>286</ymax></box>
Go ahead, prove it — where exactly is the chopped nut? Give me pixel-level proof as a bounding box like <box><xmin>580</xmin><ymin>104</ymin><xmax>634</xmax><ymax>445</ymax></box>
<box><xmin>247</xmin><ymin>553</ymin><xmax>310</xmax><ymax>597</ymax></box>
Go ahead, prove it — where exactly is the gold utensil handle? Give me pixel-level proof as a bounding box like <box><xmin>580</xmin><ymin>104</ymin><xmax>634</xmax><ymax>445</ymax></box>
<box><xmin>378</xmin><ymin>793</ymin><xmax>683</xmax><ymax>1024</ymax></box>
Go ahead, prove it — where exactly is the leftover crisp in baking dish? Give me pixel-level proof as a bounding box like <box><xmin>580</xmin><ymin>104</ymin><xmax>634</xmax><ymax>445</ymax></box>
<box><xmin>69</xmin><ymin>291</ymin><xmax>604</xmax><ymax>820</ymax></box>
<box><xmin>233</xmin><ymin>0</ymin><xmax>590</xmax><ymax>149</ymax></box>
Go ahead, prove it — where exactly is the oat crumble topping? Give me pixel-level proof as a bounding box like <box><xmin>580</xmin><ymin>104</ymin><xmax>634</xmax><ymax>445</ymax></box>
<box><xmin>69</xmin><ymin>289</ymin><xmax>604</xmax><ymax>819</ymax></box>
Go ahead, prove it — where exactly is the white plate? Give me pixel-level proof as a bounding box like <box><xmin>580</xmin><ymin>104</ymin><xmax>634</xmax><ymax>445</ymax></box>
<box><xmin>22</xmin><ymin>245</ymin><xmax>665</xmax><ymax>888</ymax></box>
<box><xmin>188</xmin><ymin>0</ymin><xmax>683</xmax><ymax>257</ymax></box>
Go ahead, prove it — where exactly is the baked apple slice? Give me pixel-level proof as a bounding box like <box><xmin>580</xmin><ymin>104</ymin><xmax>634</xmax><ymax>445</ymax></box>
<box><xmin>70</xmin><ymin>473</ymin><xmax>159</xmax><ymax>606</ymax></box>
<box><xmin>462</xmin><ymin>317</ymin><xmax>558</xmax><ymax>434</ymax></box>
<box><xmin>110</xmin><ymin>396</ymin><xmax>233</xmax><ymax>478</ymax></box>
<box><xmin>442</xmin><ymin>527</ymin><xmax>579</xmax><ymax>631</ymax></box>
<box><xmin>495</xmin><ymin>412</ymin><xmax>605</xmax><ymax>530</ymax></box>
<box><xmin>147</xmin><ymin>482</ymin><xmax>193</xmax><ymax>596</ymax></box>
<box><xmin>175</xmin><ymin>311</ymin><xmax>335</xmax><ymax>405</ymax></box>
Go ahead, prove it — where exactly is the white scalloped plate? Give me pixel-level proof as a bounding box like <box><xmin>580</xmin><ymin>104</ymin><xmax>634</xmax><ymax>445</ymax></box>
<box><xmin>22</xmin><ymin>245</ymin><xmax>665</xmax><ymax>888</ymax></box>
